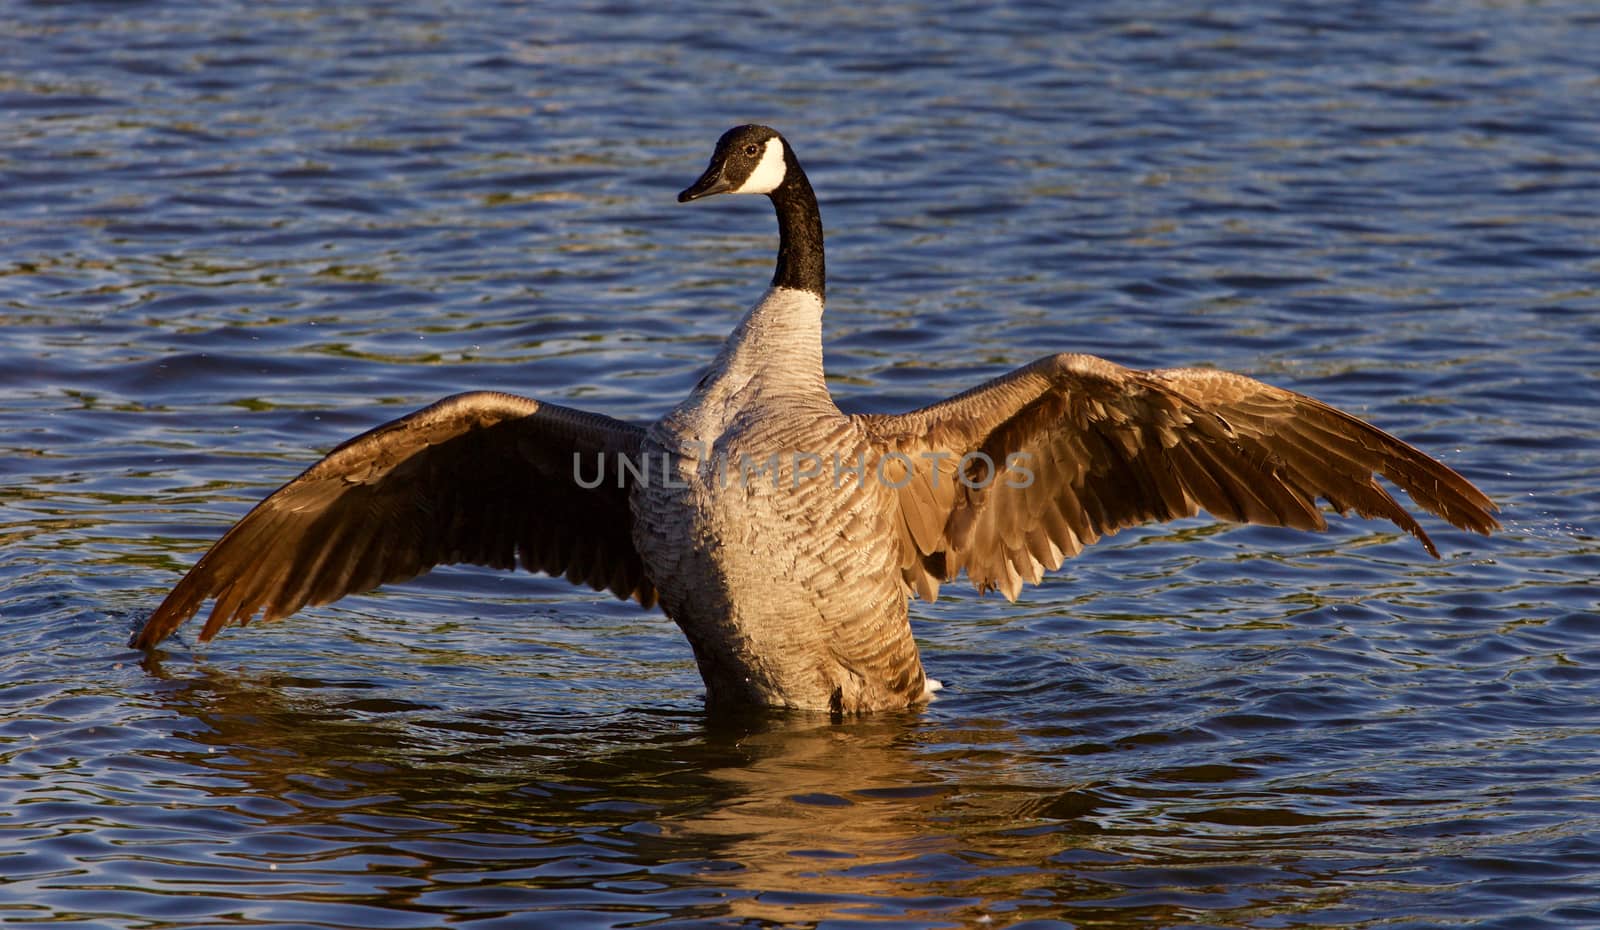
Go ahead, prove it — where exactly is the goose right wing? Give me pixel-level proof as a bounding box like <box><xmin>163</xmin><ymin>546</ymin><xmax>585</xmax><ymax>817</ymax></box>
<box><xmin>133</xmin><ymin>391</ymin><xmax>654</xmax><ymax>648</ymax></box>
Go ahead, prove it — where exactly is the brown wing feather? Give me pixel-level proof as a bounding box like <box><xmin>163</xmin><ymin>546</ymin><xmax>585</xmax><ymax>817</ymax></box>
<box><xmin>132</xmin><ymin>391</ymin><xmax>655</xmax><ymax>649</ymax></box>
<box><xmin>857</xmin><ymin>353</ymin><xmax>1498</xmax><ymax>602</ymax></box>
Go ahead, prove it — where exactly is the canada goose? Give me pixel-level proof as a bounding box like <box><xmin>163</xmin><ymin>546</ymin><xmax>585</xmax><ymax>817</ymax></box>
<box><xmin>133</xmin><ymin>125</ymin><xmax>1499</xmax><ymax>713</ymax></box>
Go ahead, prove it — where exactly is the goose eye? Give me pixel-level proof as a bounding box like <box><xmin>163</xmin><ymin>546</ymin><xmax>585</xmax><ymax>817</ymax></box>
<box><xmin>744</xmin><ymin>143</ymin><xmax>759</xmax><ymax>156</ymax></box>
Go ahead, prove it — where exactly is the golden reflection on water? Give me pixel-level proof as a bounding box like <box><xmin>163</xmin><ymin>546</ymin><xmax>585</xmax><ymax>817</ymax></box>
<box><xmin>134</xmin><ymin>658</ymin><xmax>1381</xmax><ymax>926</ymax></box>
<box><xmin>662</xmin><ymin>717</ymin><xmax>970</xmax><ymax>924</ymax></box>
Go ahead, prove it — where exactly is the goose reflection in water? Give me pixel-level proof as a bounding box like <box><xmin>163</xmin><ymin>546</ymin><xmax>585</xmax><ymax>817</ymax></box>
<box><xmin>139</xmin><ymin>660</ymin><xmax>1363</xmax><ymax>926</ymax></box>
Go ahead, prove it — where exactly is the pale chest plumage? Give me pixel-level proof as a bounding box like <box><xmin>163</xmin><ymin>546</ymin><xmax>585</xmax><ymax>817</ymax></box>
<box><xmin>630</xmin><ymin>288</ymin><xmax>924</xmax><ymax>710</ymax></box>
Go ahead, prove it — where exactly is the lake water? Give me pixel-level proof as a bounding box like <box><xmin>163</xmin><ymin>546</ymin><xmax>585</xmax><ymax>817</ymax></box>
<box><xmin>3</xmin><ymin>1</ymin><xmax>1598</xmax><ymax>927</ymax></box>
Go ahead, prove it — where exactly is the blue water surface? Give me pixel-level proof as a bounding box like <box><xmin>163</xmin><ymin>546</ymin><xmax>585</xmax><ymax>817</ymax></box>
<box><xmin>3</xmin><ymin>2</ymin><xmax>1598</xmax><ymax>927</ymax></box>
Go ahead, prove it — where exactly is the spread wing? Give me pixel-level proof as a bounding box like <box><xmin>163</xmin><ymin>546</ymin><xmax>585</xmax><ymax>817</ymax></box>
<box><xmin>855</xmin><ymin>353</ymin><xmax>1499</xmax><ymax>602</ymax></box>
<box><xmin>132</xmin><ymin>391</ymin><xmax>654</xmax><ymax>648</ymax></box>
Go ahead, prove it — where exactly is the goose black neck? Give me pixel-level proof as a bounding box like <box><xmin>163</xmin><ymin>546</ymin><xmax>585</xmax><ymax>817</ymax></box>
<box><xmin>768</xmin><ymin>154</ymin><xmax>825</xmax><ymax>299</ymax></box>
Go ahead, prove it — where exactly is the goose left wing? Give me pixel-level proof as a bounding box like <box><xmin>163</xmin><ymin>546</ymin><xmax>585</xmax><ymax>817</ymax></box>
<box><xmin>132</xmin><ymin>391</ymin><xmax>654</xmax><ymax>649</ymax></box>
<box><xmin>854</xmin><ymin>353</ymin><xmax>1498</xmax><ymax>602</ymax></box>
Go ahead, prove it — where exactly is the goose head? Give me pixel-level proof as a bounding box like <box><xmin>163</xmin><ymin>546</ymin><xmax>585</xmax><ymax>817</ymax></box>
<box><xmin>679</xmin><ymin>124</ymin><xmax>791</xmax><ymax>202</ymax></box>
<box><xmin>677</xmin><ymin>124</ymin><xmax>824</xmax><ymax>297</ymax></box>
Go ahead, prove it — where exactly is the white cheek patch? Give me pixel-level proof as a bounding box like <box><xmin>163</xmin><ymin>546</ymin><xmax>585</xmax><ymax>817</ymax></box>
<box><xmin>733</xmin><ymin>137</ymin><xmax>787</xmax><ymax>194</ymax></box>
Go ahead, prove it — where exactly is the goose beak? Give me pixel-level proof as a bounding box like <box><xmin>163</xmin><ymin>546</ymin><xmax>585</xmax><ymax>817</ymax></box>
<box><xmin>678</xmin><ymin>164</ymin><xmax>733</xmax><ymax>203</ymax></box>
